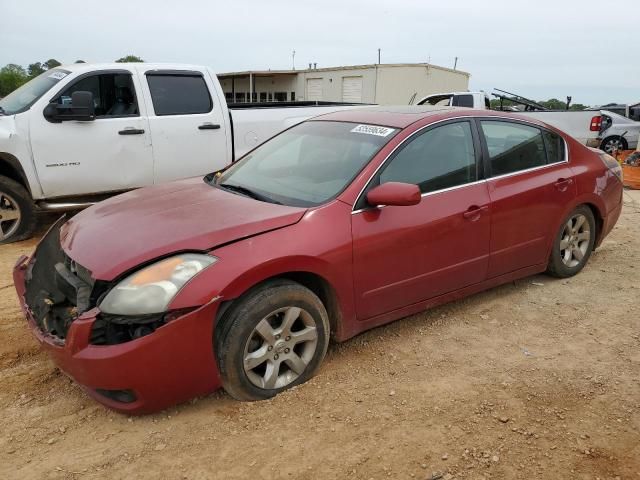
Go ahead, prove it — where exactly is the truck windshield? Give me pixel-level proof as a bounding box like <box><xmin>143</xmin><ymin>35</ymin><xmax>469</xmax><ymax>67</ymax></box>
<box><xmin>0</xmin><ymin>69</ymin><xmax>70</xmax><ymax>115</ymax></box>
<box><xmin>214</xmin><ymin>121</ymin><xmax>398</xmax><ymax>207</ymax></box>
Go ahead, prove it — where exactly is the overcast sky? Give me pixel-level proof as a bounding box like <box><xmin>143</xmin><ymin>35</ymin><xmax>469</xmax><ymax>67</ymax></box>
<box><xmin>2</xmin><ymin>0</ymin><xmax>637</xmax><ymax>106</ymax></box>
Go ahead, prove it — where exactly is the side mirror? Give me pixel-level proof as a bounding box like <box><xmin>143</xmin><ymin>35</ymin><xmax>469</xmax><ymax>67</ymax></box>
<box><xmin>366</xmin><ymin>182</ymin><xmax>421</xmax><ymax>207</ymax></box>
<box><xmin>43</xmin><ymin>91</ymin><xmax>96</xmax><ymax>122</ymax></box>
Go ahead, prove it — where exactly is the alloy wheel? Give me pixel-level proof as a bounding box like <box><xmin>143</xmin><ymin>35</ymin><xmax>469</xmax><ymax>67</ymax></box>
<box><xmin>603</xmin><ymin>138</ymin><xmax>623</xmax><ymax>154</ymax></box>
<box><xmin>0</xmin><ymin>192</ymin><xmax>21</xmax><ymax>241</ymax></box>
<box><xmin>559</xmin><ymin>213</ymin><xmax>591</xmax><ymax>268</ymax></box>
<box><xmin>243</xmin><ymin>306</ymin><xmax>318</xmax><ymax>390</ymax></box>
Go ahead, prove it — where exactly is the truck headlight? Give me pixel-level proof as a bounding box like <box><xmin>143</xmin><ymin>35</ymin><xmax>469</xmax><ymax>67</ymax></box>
<box><xmin>99</xmin><ymin>254</ymin><xmax>216</xmax><ymax>315</ymax></box>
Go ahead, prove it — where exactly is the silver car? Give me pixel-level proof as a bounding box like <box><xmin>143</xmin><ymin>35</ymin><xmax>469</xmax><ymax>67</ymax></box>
<box><xmin>599</xmin><ymin>110</ymin><xmax>640</xmax><ymax>153</ymax></box>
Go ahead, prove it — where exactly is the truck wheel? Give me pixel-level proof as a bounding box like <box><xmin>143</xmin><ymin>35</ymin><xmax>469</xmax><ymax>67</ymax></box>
<box><xmin>215</xmin><ymin>279</ymin><xmax>330</xmax><ymax>401</ymax></box>
<box><xmin>0</xmin><ymin>176</ymin><xmax>36</xmax><ymax>244</ymax></box>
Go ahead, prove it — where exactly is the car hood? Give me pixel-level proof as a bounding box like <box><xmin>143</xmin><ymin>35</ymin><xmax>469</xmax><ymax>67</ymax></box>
<box><xmin>60</xmin><ymin>177</ymin><xmax>307</xmax><ymax>280</ymax></box>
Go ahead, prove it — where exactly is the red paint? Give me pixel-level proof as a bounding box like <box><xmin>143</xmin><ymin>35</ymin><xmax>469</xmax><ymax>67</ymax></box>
<box><xmin>14</xmin><ymin>109</ymin><xmax>624</xmax><ymax>414</ymax></box>
<box><xmin>366</xmin><ymin>182</ymin><xmax>421</xmax><ymax>206</ymax></box>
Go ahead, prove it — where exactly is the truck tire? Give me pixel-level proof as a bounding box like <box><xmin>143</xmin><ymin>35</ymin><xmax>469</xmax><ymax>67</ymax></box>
<box><xmin>0</xmin><ymin>176</ymin><xmax>36</xmax><ymax>244</ymax></box>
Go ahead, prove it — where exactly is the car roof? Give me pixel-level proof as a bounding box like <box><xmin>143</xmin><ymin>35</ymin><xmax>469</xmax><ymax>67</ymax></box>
<box><xmin>52</xmin><ymin>62</ymin><xmax>207</xmax><ymax>74</ymax></box>
<box><xmin>312</xmin><ymin>106</ymin><xmax>553</xmax><ymax>130</ymax></box>
<box><xmin>312</xmin><ymin>106</ymin><xmax>458</xmax><ymax>128</ymax></box>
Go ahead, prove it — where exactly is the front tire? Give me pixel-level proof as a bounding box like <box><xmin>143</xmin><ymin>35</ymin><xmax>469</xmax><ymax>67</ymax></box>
<box><xmin>0</xmin><ymin>176</ymin><xmax>36</xmax><ymax>244</ymax></box>
<box><xmin>215</xmin><ymin>279</ymin><xmax>330</xmax><ymax>401</ymax></box>
<box><xmin>547</xmin><ymin>205</ymin><xmax>596</xmax><ymax>278</ymax></box>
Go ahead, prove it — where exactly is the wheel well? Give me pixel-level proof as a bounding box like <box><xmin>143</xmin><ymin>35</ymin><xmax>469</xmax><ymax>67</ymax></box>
<box><xmin>601</xmin><ymin>135</ymin><xmax>628</xmax><ymax>149</ymax></box>
<box><xmin>217</xmin><ymin>272</ymin><xmax>342</xmax><ymax>340</ymax></box>
<box><xmin>583</xmin><ymin>202</ymin><xmax>604</xmax><ymax>246</ymax></box>
<box><xmin>0</xmin><ymin>153</ymin><xmax>30</xmax><ymax>193</ymax></box>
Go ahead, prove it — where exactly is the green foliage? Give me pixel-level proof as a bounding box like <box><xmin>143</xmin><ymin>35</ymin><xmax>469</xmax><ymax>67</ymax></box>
<box><xmin>115</xmin><ymin>55</ymin><xmax>144</xmax><ymax>63</ymax></box>
<box><xmin>44</xmin><ymin>59</ymin><xmax>62</xmax><ymax>69</ymax></box>
<box><xmin>27</xmin><ymin>62</ymin><xmax>46</xmax><ymax>78</ymax></box>
<box><xmin>569</xmin><ymin>103</ymin><xmax>588</xmax><ymax>111</ymax></box>
<box><xmin>74</xmin><ymin>60</ymin><xmax>86</xmax><ymax>63</ymax></box>
<box><xmin>0</xmin><ymin>64</ymin><xmax>29</xmax><ymax>97</ymax></box>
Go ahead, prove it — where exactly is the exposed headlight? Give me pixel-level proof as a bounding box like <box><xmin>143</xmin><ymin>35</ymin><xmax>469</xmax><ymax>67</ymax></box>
<box><xmin>99</xmin><ymin>254</ymin><xmax>217</xmax><ymax>315</ymax></box>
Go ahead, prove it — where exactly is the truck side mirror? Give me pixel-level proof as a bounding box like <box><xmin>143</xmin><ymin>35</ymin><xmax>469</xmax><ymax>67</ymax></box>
<box><xmin>44</xmin><ymin>91</ymin><xmax>96</xmax><ymax>122</ymax></box>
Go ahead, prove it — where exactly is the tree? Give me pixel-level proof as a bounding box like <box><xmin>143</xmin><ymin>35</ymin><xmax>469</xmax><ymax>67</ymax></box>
<box><xmin>115</xmin><ymin>55</ymin><xmax>144</xmax><ymax>63</ymax></box>
<box><xmin>0</xmin><ymin>64</ymin><xmax>29</xmax><ymax>97</ymax></box>
<box><xmin>569</xmin><ymin>103</ymin><xmax>588</xmax><ymax>111</ymax></box>
<box><xmin>27</xmin><ymin>62</ymin><xmax>46</xmax><ymax>78</ymax></box>
<box><xmin>74</xmin><ymin>60</ymin><xmax>86</xmax><ymax>63</ymax></box>
<box><xmin>44</xmin><ymin>58</ymin><xmax>62</xmax><ymax>70</ymax></box>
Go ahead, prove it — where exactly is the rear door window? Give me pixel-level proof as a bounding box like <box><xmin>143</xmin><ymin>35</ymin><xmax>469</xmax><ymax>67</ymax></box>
<box><xmin>480</xmin><ymin>121</ymin><xmax>546</xmax><ymax>176</ymax></box>
<box><xmin>452</xmin><ymin>94</ymin><xmax>474</xmax><ymax>108</ymax></box>
<box><xmin>146</xmin><ymin>73</ymin><xmax>212</xmax><ymax>115</ymax></box>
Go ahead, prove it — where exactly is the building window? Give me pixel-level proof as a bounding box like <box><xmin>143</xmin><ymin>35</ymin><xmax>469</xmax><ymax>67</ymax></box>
<box><xmin>274</xmin><ymin>92</ymin><xmax>287</xmax><ymax>102</ymax></box>
<box><xmin>259</xmin><ymin>92</ymin><xmax>267</xmax><ymax>102</ymax></box>
<box><xmin>225</xmin><ymin>92</ymin><xmax>233</xmax><ymax>102</ymax></box>
<box><xmin>290</xmin><ymin>92</ymin><xmax>295</xmax><ymax>101</ymax></box>
<box><xmin>234</xmin><ymin>92</ymin><xmax>245</xmax><ymax>102</ymax></box>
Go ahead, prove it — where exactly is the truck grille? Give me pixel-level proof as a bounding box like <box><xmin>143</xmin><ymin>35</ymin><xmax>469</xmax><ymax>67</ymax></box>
<box><xmin>24</xmin><ymin>218</ymin><xmax>107</xmax><ymax>340</ymax></box>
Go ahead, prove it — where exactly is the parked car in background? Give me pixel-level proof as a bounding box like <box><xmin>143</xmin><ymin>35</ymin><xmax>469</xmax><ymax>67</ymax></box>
<box><xmin>598</xmin><ymin>110</ymin><xmax>640</xmax><ymax>153</ymax></box>
<box><xmin>416</xmin><ymin>91</ymin><xmax>604</xmax><ymax>149</ymax></box>
<box><xmin>0</xmin><ymin>63</ymin><xmax>365</xmax><ymax>243</ymax></box>
<box><xmin>14</xmin><ymin>106</ymin><xmax>623</xmax><ymax>414</ymax></box>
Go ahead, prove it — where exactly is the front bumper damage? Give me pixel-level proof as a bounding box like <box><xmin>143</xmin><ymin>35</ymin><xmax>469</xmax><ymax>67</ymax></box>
<box><xmin>13</xmin><ymin>221</ymin><xmax>223</xmax><ymax>414</ymax></box>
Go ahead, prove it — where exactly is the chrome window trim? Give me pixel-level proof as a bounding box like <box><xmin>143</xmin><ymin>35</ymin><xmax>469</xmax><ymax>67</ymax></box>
<box><xmin>352</xmin><ymin>178</ymin><xmax>488</xmax><ymax>215</ymax></box>
<box><xmin>350</xmin><ymin>114</ymin><xmax>570</xmax><ymax>214</ymax></box>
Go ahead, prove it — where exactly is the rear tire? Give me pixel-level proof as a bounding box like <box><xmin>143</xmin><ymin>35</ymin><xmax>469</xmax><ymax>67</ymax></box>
<box><xmin>600</xmin><ymin>136</ymin><xmax>628</xmax><ymax>154</ymax></box>
<box><xmin>546</xmin><ymin>205</ymin><xmax>596</xmax><ymax>278</ymax></box>
<box><xmin>0</xmin><ymin>176</ymin><xmax>36</xmax><ymax>244</ymax></box>
<box><xmin>215</xmin><ymin>279</ymin><xmax>330</xmax><ymax>401</ymax></box>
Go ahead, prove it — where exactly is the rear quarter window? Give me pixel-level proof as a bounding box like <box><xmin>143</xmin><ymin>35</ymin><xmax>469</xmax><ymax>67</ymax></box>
<box><xmin>542</xmin><ymin>130</ymin><xmax>566</xmax><ymax>164</ymax></box>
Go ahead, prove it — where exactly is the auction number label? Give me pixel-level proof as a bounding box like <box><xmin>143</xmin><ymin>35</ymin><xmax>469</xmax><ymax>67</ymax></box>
<box><xmin>350</xmin><ymin>124</ymin><xmax>396</xmax><ymax>137</ymax></box>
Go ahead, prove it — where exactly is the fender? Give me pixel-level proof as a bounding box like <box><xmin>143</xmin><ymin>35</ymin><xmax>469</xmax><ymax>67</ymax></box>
<box><xmin>168</xmin><ymin>203</ymin><xmax>358</xmax><ymax>340</ymax></box>
<box><xmin>0</xmin><ymin>152</ymin><xmax>30</xmax><ymax>191</ymax></box>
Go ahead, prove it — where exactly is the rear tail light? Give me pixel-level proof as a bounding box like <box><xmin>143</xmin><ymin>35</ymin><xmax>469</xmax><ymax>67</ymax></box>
<box><xmin>598</xmin><ymin>152</ymin><xmax>623</xmax><ymax>182</ymax></box>
<box><xmin>590</xmin><ymin>115</ymin><xmax>602</xmax><ymax>132</ymax></box>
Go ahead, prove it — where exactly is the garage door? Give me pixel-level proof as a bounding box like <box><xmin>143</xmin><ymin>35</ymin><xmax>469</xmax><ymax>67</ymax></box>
<box><xmin>342</xmin><ymin>76</ymin><xmax>363</xmax><ymax>102</ymax></box>
<box><xmin>306</xmin><ymin>78</ymin><xmax>323</xmax><ymax>101</ymax></box>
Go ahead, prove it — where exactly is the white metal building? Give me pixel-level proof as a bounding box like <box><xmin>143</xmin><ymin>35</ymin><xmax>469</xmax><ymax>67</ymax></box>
<box><xmin>217</xmin><ymin>63</ymin><xmax>470</xmax><ymax>105</ymax></box>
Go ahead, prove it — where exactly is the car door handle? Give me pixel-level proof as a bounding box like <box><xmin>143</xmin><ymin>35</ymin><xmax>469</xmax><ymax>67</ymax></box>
<box><xmin>198</xmin><ymin>123</ymin><xmax>221</xmax><ymax>130</ymax></box>
<box><xmin>554</xmin><ymin>178</ymin><xmax>574</xmax><ymax>191</ymax></box>
<box><xmin>463</xmin><ymin>205</ymin><xmax>489</xmax><ymax>220</ymax></box>
<box><xmin>118</xmin><ymin>128</ymin><xmax>145</xmax><ymax>135</ymax></box>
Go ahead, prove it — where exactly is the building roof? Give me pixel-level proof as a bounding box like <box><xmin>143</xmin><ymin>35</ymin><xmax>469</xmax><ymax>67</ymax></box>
<box><xmin>217</xmin><ymin>63</ymin><xmax>470</xmax><ymax>78</ymax></box>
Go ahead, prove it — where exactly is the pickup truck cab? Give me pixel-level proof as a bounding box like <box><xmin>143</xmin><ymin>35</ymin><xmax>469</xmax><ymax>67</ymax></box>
<box><xmin>0</xmin><ymin>63</ymin><xmax>364</xmax><ymax>243</ymax></box>
<box><xmin>417</xmin><ymin>91</ymin><xmax>603</xmax><ymax>150</ymax></box>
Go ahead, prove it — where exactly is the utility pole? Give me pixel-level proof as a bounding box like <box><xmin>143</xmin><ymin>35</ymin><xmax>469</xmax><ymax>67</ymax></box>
<box><xmin>292</xmin><ymin>50</ymin><xmax>296</xmax><ymax>70</ymax></box>
<box><xmin>453</xmin><ymin>56</ymin><xmax>458</xmax><ymax>70</ymax></box>
<box><xmin>378</xmin><ymin>48</ymin><xmax>381</xmax><ymax>64</ymax></box>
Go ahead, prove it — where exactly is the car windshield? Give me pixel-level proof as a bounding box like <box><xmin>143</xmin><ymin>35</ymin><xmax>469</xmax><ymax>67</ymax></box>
<box><xmin>213</xmin><ymin>121</ymin><xmax>398</xmax><ymax>207</ymax></box>
<box><xmin>0</xmin><ymin>69</ymin><xmax>70</xmax><ymax>115</ymax></box>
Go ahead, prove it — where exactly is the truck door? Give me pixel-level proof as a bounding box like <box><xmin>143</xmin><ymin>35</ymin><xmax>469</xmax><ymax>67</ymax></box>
<box><xmin>29</xmin><ymin>69</ymin><xmax>154</xmax><ymax>198</ymax></box>
<box><xmin>139</xmin><ymin>68</ymin><xmax>230</xmax><ymax>184</ymax></box>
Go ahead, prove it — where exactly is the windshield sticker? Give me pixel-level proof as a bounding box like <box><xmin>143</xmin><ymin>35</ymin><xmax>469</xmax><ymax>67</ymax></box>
<box><xmin>48</xmin><ymin>71</ymin><xmax>68</xmax><ymax>80</ymax></box>
<box><xmin>350</xmin><ymin>124</ymin><xmax>395</xmax><ymax>137</ymax></box>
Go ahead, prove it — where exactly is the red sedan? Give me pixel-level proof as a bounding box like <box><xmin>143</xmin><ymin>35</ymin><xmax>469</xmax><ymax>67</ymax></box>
<box><xmin>14</xmin><ymin>107</ymin><xmax>623</xmax><ymax>413</ymax></box>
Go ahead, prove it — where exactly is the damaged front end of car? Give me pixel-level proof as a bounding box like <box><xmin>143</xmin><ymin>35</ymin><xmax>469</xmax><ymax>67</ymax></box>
<box><xmin>23</xmin><ymin>218</ymin><xmax>192</xmax><ymax>347</ymax></box>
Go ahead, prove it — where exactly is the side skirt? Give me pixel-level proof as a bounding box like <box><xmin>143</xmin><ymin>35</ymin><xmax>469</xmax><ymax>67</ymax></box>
<box><xmin>337</xmin><ymin>263</ymin><xmax>547</xmax><ymax>341</ymax></box>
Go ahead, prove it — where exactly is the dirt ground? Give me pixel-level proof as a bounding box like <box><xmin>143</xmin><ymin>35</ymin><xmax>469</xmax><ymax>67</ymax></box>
<box><xmin>0</xmin><ymin>193</ymin><xmax>639</xmax><ymax>480</ymax></box>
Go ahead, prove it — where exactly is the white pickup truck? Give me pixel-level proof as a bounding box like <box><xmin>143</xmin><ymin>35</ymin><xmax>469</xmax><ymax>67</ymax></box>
<box><xmin>0</xmin><ymin>63</ymin><xmax>364</xmax><ymax>243</ymax></box>
<box><xmin>416</xmin><ymin>91</ymin><xmax>603</xmax><ymax>149</ymax></box>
